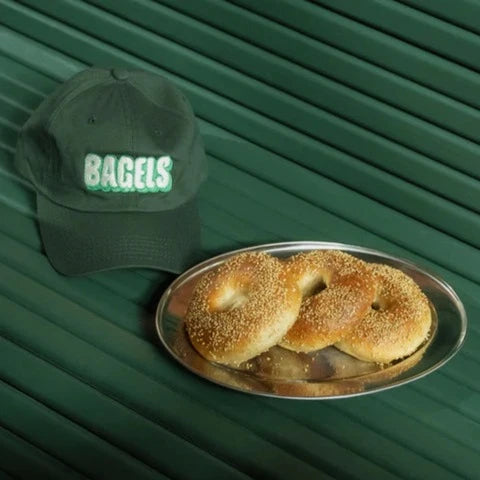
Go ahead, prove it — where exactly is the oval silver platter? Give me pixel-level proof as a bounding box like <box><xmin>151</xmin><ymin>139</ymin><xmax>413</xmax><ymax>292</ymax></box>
<box><xmin>155</xmin><ymin>242</ymin><xmax>467</xmax><ymax>399</ymax></box>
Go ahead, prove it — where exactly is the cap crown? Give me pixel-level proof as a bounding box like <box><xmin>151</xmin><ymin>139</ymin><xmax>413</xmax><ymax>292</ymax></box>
<box><xmin>16</xmin><ymin>68</ymin><xmax>207</xmax><ymax>212</ymax></box>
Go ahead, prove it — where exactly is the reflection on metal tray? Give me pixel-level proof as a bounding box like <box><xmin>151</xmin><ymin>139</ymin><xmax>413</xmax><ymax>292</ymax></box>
<box><xmin>155</xmin><ymin>242</ymin><xmax>467</xmax><ymax>399</ymax></box>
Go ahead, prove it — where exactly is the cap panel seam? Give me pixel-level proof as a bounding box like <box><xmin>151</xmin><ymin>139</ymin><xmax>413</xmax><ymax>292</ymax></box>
<box><xmin>128</xmin><ymin>85</ymin><xmax>138</xmax><ymax>154</ymax></box>
<box><xmin>119</xmin><ymin>84</ymin><xmax>134</xmax><ymax>152</ymax></box>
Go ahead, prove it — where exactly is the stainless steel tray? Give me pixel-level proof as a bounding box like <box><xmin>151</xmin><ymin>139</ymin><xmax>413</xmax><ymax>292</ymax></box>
<box><xmin>155</xmin><ymin>242</ymin><xmax>467</xmax><ymax>399</ymax></box>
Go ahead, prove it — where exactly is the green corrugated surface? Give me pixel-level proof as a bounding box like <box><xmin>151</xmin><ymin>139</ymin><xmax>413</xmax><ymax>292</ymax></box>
<box><xmin>0</xmin><ymin>0</ymin><xmax>479</xmax><ymax>478</ymax></box>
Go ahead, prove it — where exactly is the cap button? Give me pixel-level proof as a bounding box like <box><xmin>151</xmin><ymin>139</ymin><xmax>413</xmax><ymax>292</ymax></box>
<box><xmin>111</xmin><ymin>68</ymin><xmax>129</xmax><ymax>81</ymax></box>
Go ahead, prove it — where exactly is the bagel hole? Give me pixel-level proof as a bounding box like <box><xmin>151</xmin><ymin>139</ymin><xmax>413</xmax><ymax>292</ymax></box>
<box><xmin>212</xmin><ymin>287</ymin><xmax>249</xmax><ymax>312</ymax></box>
<box><xmin>372</xmin><ymin>301</ymin><xmax>381</xmax><ymax>311</ymax></box>
<box><xmin>301</xmin><ymin>278</ymin><xmax>327</xmax><ymax>298</ymax></box>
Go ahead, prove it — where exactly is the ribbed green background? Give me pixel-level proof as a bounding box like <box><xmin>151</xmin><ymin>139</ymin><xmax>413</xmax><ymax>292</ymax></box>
<box><xmin>0</xmin><ymin>1</ymin><xmax>479</xmax><ymax>478</ymax></box>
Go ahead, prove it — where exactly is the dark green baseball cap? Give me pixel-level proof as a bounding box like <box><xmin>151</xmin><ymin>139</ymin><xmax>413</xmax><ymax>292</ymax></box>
<box><xmin>15</xmin><ymin>67</ymin><xmax>207</xmax><ymax>275</ymax></box>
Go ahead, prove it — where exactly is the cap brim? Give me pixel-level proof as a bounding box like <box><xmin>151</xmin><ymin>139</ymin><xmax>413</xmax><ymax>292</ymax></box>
<box><xmin>37</xmin><ymin>194</ymin><xmax>202</xmax><ymax>276</ymax></box>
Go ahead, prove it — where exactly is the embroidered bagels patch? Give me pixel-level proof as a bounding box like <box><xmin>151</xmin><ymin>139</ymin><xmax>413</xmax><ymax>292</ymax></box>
<box><xmin>84</xmin><ymin>153</ymin><xmax>173</xmax><ymax>193</ymax></box>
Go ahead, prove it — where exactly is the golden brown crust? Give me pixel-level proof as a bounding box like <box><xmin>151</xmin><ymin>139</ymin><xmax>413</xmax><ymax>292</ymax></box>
<box><xmin>336</xmin><ymin>263</ymin><xmax>432</xmax><ymax>363</ymax></box>
<box><xmin>185</xmin><ymin>252</ymin><xmax>302</xmax><ymax>365</ymax></box>
<box><xmin>280</xmin><ymin>251</ymin><xmax>376</xmax><ymax>352</ymax></box>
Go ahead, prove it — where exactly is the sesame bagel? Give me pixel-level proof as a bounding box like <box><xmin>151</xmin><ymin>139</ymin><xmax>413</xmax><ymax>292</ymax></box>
<box><xmin>185</xmin><ymin>252</ymin><xmax>302</xmax><ymax>366</ymax></box>
<box><xmin>335</xmin><ymin>263</ymin><xmax>432</xmax><ymax>363</ymax></box>
<box><xmin>280</xmin><ymin>250</ymin><xmax>376</xmax><ymax>352</ymax></box>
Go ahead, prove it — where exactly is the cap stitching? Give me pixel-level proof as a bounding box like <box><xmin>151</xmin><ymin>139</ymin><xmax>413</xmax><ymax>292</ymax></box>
<box><xmin>129</xmin><ymin>87</ymin><xmax>137</xmax><ymax>153</ymax></box>
<box><xmin>120</xmin><ymin>85</ymin><xmax>134</xmax><ymax>152</ymax></box>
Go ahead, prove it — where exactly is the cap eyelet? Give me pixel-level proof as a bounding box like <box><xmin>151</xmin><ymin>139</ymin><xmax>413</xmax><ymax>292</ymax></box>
<box><xmin>87</xmin><ymin>115</ymin><xmax>96</xmax><ymax>124</ymax></box>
